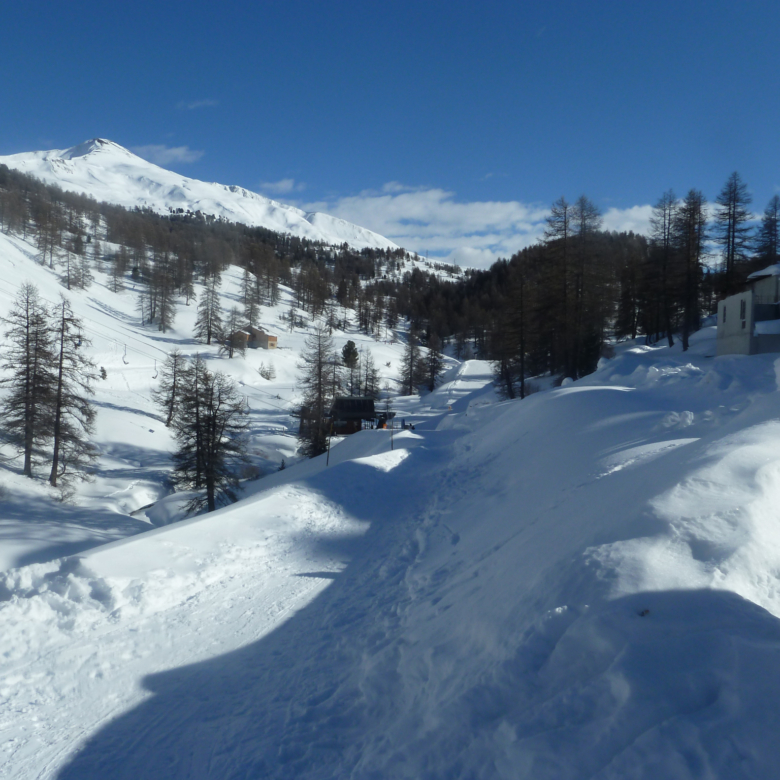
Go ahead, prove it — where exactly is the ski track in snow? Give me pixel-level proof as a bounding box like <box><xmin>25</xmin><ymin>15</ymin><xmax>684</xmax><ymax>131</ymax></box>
<box><xmin>7</xmin><ymin>379</ymin><xmax>780</xmax><ymax>778</ymax></box>
<box><xmin>1</xmin><ymin>488</ymin><xmax>366</xmax><ymax>779</ymax></box>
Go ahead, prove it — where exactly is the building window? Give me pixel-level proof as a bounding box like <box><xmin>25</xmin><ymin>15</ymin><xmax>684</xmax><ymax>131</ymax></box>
<box><xmin>723</xmin><ymin>305</ymin><xmax>727</xmax><ymax>323</ymax></box>
<box><xmin>740</xmin><ymin>299</ymin><xmax>746</xmax><ymax>320</ymax></box>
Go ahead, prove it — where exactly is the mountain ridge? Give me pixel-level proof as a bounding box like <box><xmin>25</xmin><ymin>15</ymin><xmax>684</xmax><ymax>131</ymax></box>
<box><xmin>0</xmin><ymin>138</ymin><xmax>401</xmax><ymax>252</ymax></box>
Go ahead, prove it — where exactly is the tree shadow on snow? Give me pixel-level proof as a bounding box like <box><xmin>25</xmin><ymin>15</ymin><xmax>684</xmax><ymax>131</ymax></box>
<box><xmin>52</xmin><ymin>438</ymin><xmax>450</xmax><ymax>779</ymax></box>
<box><xmin>53</xmin><ymin>584</ymin><xmax>780</xmax><ymax>777</ymax></box>
<box><xmin>53</xmin><ymin>431</ymin><xmax>780</xmax><ymax>779</ymax></box>
<box><xmin>0</xmin><ymin>493</ymin><xmax>150</xmax><ymax>571</ymax></box>
<box><xmin>93</xmin><ymin>400</ymin><xmax>164</xmax><ymax>422</ymax></box>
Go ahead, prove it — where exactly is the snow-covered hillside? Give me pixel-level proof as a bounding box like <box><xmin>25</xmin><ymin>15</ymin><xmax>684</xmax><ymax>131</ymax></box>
<box><xmin>0</xmin><ymin>226</ymin><xmax>422</xmax><ymax>572</ymax></box>
<box><xmin>0</xmin><ymin>139</ymin><xmax>399</xmax><ymax>251</ymax></box>
<box><xmin>3</xmin><ymin>223</ymin><xmax>780</xmax><ymax>776</ymax></box>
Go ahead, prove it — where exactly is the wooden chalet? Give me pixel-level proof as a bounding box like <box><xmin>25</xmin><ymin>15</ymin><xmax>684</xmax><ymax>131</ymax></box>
<box><xmin>328</xmin><ymin>397</ymin><xmax>377</xmax><ymax>435</ymax></box>
<box><xmin>247</xmin><ymin>326</ymin><xmax>278</xmax><ymax>349</ymax></box>
<box><xmin>231</xmin><ymin>326</ymin><xmax>278</xmax><ymax>350</ymax></box>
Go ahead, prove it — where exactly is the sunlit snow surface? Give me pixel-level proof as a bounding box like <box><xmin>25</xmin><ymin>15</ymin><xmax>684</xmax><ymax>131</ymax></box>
<box><xmin>3</xmin><ymin>225</ymin><xmax>780</xmax><ymax>776</ymax></box>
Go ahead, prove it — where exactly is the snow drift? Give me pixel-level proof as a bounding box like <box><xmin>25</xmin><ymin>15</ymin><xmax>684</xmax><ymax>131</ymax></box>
<box><xmin>4</xmin><ymin>325</ymin><xmax>780</xmax><ymax>777</ymax></box>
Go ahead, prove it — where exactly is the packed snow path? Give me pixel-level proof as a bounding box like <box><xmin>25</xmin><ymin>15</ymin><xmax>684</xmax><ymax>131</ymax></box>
<box><xmin>2</xmin><ymin>430</ymin><xmax>444</xmax><ymax>779</ymax></box>
<box><xmin>5</xmin><ymin>338</ymin><xmax>780</xmax><ymax>778</ymax></box>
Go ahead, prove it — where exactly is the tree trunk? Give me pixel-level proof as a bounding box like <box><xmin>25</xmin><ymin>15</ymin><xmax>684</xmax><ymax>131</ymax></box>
<box><xmin>48</xmin><ymin>311</ymin><xmax>66</xmax><ymax>487</ymax></box>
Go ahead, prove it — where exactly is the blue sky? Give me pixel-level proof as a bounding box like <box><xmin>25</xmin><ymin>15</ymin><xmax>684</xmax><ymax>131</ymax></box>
<box><xmin>3</xmin><ymin>0</ymin><xmax>779</xmax><ymax>267</ymax></box>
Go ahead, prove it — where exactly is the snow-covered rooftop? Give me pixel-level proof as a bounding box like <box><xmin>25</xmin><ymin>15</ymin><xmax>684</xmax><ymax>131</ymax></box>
<box><xmin>747</xmin><ymin>262</ymin><xmax>780</xmax><ymax>280</ymax></box>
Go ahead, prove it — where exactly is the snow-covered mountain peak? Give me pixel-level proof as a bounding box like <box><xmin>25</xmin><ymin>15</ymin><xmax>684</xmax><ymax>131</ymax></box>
<box><xmin>59</xmin><ymin>137</ymin><xmax>134</xmax><ymax>161</ymax></box>
<box><xmin>0</xmin><ymin>139</ymin><xmax>401</xmax><ymax>252</ymax></box>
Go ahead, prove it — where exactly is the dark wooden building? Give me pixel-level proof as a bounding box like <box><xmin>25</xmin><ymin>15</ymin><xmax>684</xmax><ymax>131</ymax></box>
<box><xmin>328</xmin><ymin>397</ymin><xmax>377</xmax><ymax>435</ymax></box>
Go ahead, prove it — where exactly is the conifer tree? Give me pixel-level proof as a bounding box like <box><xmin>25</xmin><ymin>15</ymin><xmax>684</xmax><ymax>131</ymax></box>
<box><xmin>221</xmin><ymin>306</ymin><xmax>245</xmax><ymax>358</ymax></box>
<box><xmin>33</xmin><ymin>200</ymin><xmax>62</xmax><ymax>269</ymax></box>
<box><xmin>649</xmin><ymin>190</ymin><xmax>678</xmax><ymax>347</ymax></box>
<box><xmin>754</xmin><ymin>195</ymin><xmax>780</xmax><ymax>267</ymax></box>
<box><xmin>194</xmin><ymin>274</ymin><xmax>223</xmax><ymax>344</ymax></box>
<box><xmin>136</xmin><ymin>283</ymin><xmax>153</xmax><ymax>326</ymax></box>
<box><xmin>92</xmin><ymin>238</ymin><xmax>103</xmax><ymax>266</ymax></box>
<box><xmin>490</xmin><ymin>257</ymin><xmax>531</xmax><ymax>399</ymax></box>
<box><xmin>241</xmin><ymin>268</ymin><xmax>261</xmax><ymax>326</ymax></box>
<box><xmin>714</xmin><ymin>172</ymin><xmax>752</xmax><ymax>294</ymax></box>
<box><xmin>109</xmin><ymin>247</ymin><xmax>127</xmax><ymax>292</ymax></box>
<box><xmin>544</xmin><ymin>197</ymin><xmax>574</xmax><ymax>377</ymax></box>
<box><xmin>171</xmin><ymin>355</ymin><xmax>248</xmax><ymax>513</ymax></box>
<box><xmin>74</xmin><ymin>250</ymin><xmax>93</xmax><ymax>290</ymax></box>
<box><xmin>48</xmin><ymin>296</ymin><xmax>98</xmax><ymax>487</ymax></box>
<box><xmin>674</xmin><ymin>189</ymin><xmax>708</xmax><ymax>352</ymax></box>
<box><xmin>181</xmin><ymin>273</ymin><xmax>196</xmax><ymax>307</ymax></box>
<box><xmin>152</xmin><ymin>256</ymin><xmax>177</xmax><ymax>332</ymax></box>
<box><xmin>296</xmin><ymin>325</ymin><xmax>336</xmax><ymax>457</ymax></box>
<box><xmin>244</xmin><ymin>294</ymin><xmax>260</xmax><ymax>330</ymax></box>
<box><xmin>341</xmin><ymin>340</ymin><xmax>359</xmax><ymax>395</ymax></box>
<box><xmin>361</xmin><ymin>348</ymin><xmax>381</xmax><ymax>400</ymax></box>
<box><xmin>61</xmin><ymin>245</ymin><xmax>75</xmax><ymax>290</ymax></box>
<box><xmin>151</xmin><ymin>348</ymin><xmax>188</xmax><ymax>426</ymax></box>
<box><xmin>570</xmin><ymin>196</ymin><xmax>602</xmax><ymax>378</ymax></box>
<box><xmin>614</xmin><ymin>239</ymin><xmax>643</xmax><ymax>342</ymax></box>
<box><xmin>425</xmin><ymin>334</ymin><xmax>446</xmax><ymax>392</ymax></box>
<box><xmin>400</xmin><ymin>329</ymin><xmax>426</xmax><ymax>395</ymax></box>
<box><xmin>0</xmin><ymin>283</ymin><xmax>56</xmax><ymax>477</ymax></box>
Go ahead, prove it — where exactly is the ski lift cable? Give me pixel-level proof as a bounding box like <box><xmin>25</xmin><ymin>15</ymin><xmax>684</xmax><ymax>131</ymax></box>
<box><xmin>2</xmin><ymin>280</ymin><xmax>175</xmax><ymax>363</ymax></box>
<box><xmin>2</xmin><ymin>282</ymin><xmax>294</xmax><ymax>403</ymax></box>
<box><xmin>1</xmin><ymin>280</ymin><xmax>170</xmax><ymax>359</ymax></box>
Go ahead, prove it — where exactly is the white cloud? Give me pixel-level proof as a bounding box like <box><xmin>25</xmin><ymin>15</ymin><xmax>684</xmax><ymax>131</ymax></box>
<box><xmin>301</xmin><ymin>184</ymin><xmax>658</xmax><ymax>269</ymax></box>
<box><xmin>259</xmin><ymin>178</ymin><xmax>306</xmax><ymax>196</ymax></box>
<box><xmin>602</xmin><ymin>205</ymin><xmax>654</xmax><ymax>235</ymax></box>
<box><xmin>176</xmin><ymin>99</ymin><xmax>219</xmax><ymax>110</ymax></box>
<box><xmin>131</xmin><ymin>144</ymin><xmax>204</xmax><ymax>165</ymax></box>
<box><xmin>302</xmin><ymin>186</ymin><xmax>549</xmax><ymax>268</ymax></box>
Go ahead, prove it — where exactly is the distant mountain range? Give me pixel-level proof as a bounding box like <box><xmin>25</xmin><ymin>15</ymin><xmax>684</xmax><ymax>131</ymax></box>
<box><xmin>0</xmin><ymin>138</ymin><xmax>400</xmax><ymax>252</ymax></box>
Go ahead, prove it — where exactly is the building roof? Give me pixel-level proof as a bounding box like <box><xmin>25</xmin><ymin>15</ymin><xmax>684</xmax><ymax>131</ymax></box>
<box><xmin>245</xmin><ymin>326</ymin><xmax>277</xmax><ymax>339</ymax></box>
<box><xmin>747</xmin><ymin>263</ymin><xmax>780</xmax><ymax>281</ymax></box>
<box><xmin>329</xmin><ymin>397</ymin><xmax>376</xmax><ymax>419</ymax></box>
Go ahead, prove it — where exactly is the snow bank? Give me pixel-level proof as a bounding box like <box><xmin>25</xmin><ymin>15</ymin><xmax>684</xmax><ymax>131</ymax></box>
<box><xmin>4</xmin><ymin>341</ymin><xmax>780</xmax><ymax>778</ymax></box>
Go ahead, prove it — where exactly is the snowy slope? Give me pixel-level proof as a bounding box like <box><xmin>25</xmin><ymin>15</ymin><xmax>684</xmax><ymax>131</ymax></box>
<box><xmin>0</xmin><ymin>139</ymin><xmax>399</xmax><ymax>251</ymax></box>
<box><xmin>4</xmin><ymin>311</ymin><xmax>780</xmax><ymax>777</ymax></box>
<box><xmin>0</xmin><ymin>226</ymin><xmax>427</xmax><ymax>573</ymax></box>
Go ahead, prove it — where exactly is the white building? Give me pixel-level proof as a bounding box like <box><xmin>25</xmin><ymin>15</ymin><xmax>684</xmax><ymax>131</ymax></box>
<box><xmin>717</xmin><ymin>264</ymin><xmax>780</xmax><ymax>356</ymax></box>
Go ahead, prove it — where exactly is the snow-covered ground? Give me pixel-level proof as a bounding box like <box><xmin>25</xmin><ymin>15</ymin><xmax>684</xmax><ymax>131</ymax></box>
<box><xmin>4</xmin><ymin>223</ymin><xmax>780</xmax><ymax>777</ymax></box>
